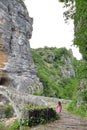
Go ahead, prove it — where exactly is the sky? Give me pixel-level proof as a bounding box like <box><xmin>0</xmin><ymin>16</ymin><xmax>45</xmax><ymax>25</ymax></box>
<box><xmin>24</xmin><ymin>0</ymin><xmax>82</xmax><ymax>60</ymax></box>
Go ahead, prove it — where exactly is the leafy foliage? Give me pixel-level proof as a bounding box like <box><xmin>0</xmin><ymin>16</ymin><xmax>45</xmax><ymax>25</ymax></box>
<box><xmin>59</xmin><ymin>0</ymin><xmax>87</xmax><ymax>60</ymax></box>
<box><xmin>9</xmin><ymin>120</ymin><xmax>20</xmax><ymax>130</ymax></box>
<box><xmin>59</xmin><ymin>0</ymin><xmax>87</xmax><ymax>116</ymax></box>
<box><xmin>22</xmin><ymin>105</ymin><xmax>59</xmax><ymax>127</ymax></box>
<box><xmin>74</xmin><ymin>0</ymin><xmax>87</xmax><ymax>60</ymax></box>
<box><xmin>58</xmin><ymin>78</ymin><xmax>78</xmax><ymax>99</ymax></box>
<box><xmin>32</xmin><ymin>47</ymin><xmax>81</xmax><ymax>99</ymax></box>
<box><xmin>5</xmin><ymin>105</ymin><xmax>13</xmax><ymax>118</ymax></box>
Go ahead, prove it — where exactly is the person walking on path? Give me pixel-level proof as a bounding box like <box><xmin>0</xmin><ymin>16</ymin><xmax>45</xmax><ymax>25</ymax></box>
<box><xmin>56</xmin><ymin>101</ymin><xmax>62</xmax><ymax>113</ymax></box>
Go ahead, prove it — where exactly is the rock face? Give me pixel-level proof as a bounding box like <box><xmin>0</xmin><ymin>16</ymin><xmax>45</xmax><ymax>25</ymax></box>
<box><xmin>60</xmin><ymin>56</ymin><xmax>75</xmax><ymax>78</ymax></box>
<box><xmin>0</xmin><ymin>0</ymin><xmax>43</xmax><ymax>93</ymax></box>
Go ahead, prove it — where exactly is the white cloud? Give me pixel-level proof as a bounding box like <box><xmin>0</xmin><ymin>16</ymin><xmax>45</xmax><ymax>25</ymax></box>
<box><xmin>24</xmin><ymin>0</ymin><xmax>82</xmax><ymax>60</ymax></box>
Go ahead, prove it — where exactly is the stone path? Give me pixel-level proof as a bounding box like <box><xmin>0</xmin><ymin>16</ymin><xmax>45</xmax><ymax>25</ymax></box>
<box><xmin>29</xmin><ymin>104</ymin><xmax>87</xmax><ymax>130</ymax></box>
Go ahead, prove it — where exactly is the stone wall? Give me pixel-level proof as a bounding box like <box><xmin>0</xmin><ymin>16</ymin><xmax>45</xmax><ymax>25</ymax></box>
<box><xmin>0</xmin><ymin>85</ymin><xmax>71</xmax><ymax>119</ymax></box>
<box><xmin>0</xmin><ymin>0</ymin><xmax>43</xmax><ymax>93</ymax></box>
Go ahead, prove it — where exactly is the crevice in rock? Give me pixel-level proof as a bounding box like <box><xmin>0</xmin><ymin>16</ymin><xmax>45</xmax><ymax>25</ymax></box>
<box><xmin>0</xmin><ymin>76</ymin><xmax>10</xmax><ymax>86</ymax></box>
<box><xmin>9</xmin><ymin>35</ymin><xmax>12</xmax><ymax>50</ymax></box>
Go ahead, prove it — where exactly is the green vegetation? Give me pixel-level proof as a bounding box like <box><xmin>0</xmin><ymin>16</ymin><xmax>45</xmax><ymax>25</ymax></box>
<box><xmin>0</xmin><ymin>122</ymin><xmax>7</xmax><ymax>130</ymax></box>
<box><xmin>59</xmin><ymin>0</ymin><xmax>87</xmax><ymax>60</ymax></box>
<box><xmin>9</xmin><ymin>120</ymin><xmax>20</xmax><ymax>130</ymax></box>
<box><xmin>0</xmin><ymin>105</ymin><xmax>59</xmax><ymax>130</ymax></box>
<box><xmin>32</xmin><ymin>47</ymin><xmax>81</xmax><ymax>99</ymax></box>
<box><xmin>32</xmin><ymin>46</ymin><xmax>87</xmax><ymax>117</ymax></box>
<box><xmin>74</xmin><ymin>0</ymin><xmax>87</xmax><ymax>60</ymax></box>
<box><xmin>21</xmin><ymin>105</ymin><xmax>59</xmax><ymax>127</ymax></box>
<box><xmin>5</xmin><ymin>105</ymin><xmax>13</xmax><ymax>118</ymax></box>
<box><xmin>59</xmin><ymin>0</ymin><xmax>87</xmax><ymax>117</ymax></box>
<box><xmin>0</xmin><ymin>120</ymin><xmax>21</xmax><ymax>130</ymax></box>
<box><xmin>0</xmin><ymin>105</ymin><xmax>13</xmax><ymax>118</ymax></box>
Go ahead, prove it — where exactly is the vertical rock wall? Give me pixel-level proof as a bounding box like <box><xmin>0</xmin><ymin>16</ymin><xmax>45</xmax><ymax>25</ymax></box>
<box><xmin>0</xmin><ymin>0</ymin><xmax>43</xmax><ymax>93</ymax></box>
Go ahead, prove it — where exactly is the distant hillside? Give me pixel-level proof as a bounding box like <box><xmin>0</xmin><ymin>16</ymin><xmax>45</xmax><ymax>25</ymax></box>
<box><xmin>32</xmin><ymin>47</ymin><xmax>83</xmax><ymax>99</ymax></box>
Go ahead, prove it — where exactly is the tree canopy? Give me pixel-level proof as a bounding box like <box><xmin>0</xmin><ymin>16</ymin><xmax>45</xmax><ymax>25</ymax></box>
<box><xmin>59</xmin><ymin>0</ymin><xmax>87</xmax><ymax>61</ymax></box>
<box><xmin>58</xmin><ymin>0</ymin><xmax>87</xmax><ymax>117</ymax></box>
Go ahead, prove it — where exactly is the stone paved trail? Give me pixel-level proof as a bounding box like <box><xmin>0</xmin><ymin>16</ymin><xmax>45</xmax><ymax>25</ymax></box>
<box><xmin>29</xmin><ymin>103</ymin><xmax>87</xmax><ymax>130</ymax></box>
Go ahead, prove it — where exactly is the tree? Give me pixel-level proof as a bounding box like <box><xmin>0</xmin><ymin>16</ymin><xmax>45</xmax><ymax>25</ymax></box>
<box><xmin>59</xmin><ymin>0</ymin><xmax>87</xmax><ymax>61</ymax></box>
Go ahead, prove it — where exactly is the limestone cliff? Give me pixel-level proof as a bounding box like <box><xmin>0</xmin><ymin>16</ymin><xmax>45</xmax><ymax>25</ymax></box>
<box><xmin>0</xmin><ymin>0</ymin><xmax>43</xmax><ymax>93</ymax></box>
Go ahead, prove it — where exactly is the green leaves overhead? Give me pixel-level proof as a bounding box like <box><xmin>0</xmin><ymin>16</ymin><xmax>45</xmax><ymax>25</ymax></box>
<box><xmin>59</xmin><ymin>0</ymin><xmax>87</xmax><ymax>60</ymax></box>
<box><xmin>74</xmin><ymin>0</ymin><xmax>87</xmax><ymax>60</ymax></box>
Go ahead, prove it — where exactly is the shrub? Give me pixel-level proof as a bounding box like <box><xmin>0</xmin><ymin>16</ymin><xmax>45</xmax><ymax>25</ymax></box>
<box><xmin>22</xmin><ymin>106</ymin><xmax>59</xmax><ymax>127</ymax></box>
<box><xmin>5</xmin><ymin>105</ymin><xmax>13</xmax><ymax>118</ymax></box>
<box><xmin>9</xmin><ymin>120</ymin><xmax>20</xmax><ymax>130</ymax></box>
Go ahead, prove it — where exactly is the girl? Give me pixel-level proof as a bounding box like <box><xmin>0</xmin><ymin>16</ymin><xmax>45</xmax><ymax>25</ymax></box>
<box><xmin>56</xmin><ymin>101</ymin><xmax>62</xmax><ymax>113</ymax></box>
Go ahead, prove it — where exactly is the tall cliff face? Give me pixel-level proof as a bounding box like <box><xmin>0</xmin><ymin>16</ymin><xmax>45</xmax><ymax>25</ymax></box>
<box><xmin>0</xmin><ymin>0</ymin><xmax>43</xmax><ymax>93</ymax></box>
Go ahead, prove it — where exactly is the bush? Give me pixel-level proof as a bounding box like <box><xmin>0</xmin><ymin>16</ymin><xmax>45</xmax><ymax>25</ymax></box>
<box><xmin>5</xmin><ymin>105</ymin><xmax>13</xmax><ymax>118</ymax></box>
<box><xmin>67</xmin><ymin>100</ymin><xmax>77</xmax><ymax>112</ymax></box>
<box><xmin>33</xmin><ymin>90</ymin><xmax>43</xmax><ymax>96</ymax></box>
<box><xmin>67</xmin><ymin>99</ymin><xmax>87</xmax><ymax>117</ymax></box>
<box><xmin>22</xmin><ymin>106</ymin><xmax>59</xmax><ymax>127</ymax></box>
<box><xmin>9</xmin><ymin>120</ymin><xmax>20</xmax><ymax>130</ymax></box>
<box><xmin>81</xmin><ymin>88</ymin><xmax>87</xmax><ymax>101</ymax></box>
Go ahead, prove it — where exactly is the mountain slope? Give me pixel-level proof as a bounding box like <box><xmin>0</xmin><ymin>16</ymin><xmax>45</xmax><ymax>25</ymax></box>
<box><xmin>32</xmin><ymin>47</ymin><xmax>80</xmax><ymax>99</ymax></box>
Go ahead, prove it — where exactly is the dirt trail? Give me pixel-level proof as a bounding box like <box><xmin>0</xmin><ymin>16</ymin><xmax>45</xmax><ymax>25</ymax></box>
<box><xmin>30</xmin><ymin>103</ymin><xmax>87</xmax><ymax>130</ymax></box>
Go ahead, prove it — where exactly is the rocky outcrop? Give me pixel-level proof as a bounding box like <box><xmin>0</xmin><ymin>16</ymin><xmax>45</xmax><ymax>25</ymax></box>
<box><xmin>60</xmin><ymin>56</ymin><xmax>75</xmax><ymax>78</ymax></box>
<box><xmin>0</xmin><ymin>0</ymin><xmax>43</xmax><ymax>93</ymax></box>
